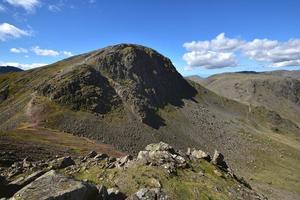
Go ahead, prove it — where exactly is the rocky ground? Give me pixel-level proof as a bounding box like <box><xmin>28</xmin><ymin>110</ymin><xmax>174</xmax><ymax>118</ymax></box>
<box><xmin>0</xmin><ymin>142</ymin><xmax>266</xmax><ymax>200</ymax></box>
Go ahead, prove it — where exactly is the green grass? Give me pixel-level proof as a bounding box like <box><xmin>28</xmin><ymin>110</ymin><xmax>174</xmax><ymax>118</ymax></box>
<box><xmin>69</xmin><ymin>159</ymin><xmax>241</xmax><ymax>200</ymax></box>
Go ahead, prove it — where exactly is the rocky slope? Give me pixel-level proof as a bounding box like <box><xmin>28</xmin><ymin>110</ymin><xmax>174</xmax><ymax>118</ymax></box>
<box><xmin>0</xmin><ymin>44</ymin><xmax>299</xmax><ymax>199</ymax></box>
<box><xmin>0</xmin><ymin>142</ymin><xmax>266</xmax><ymax>200</ymax></box>
<box><xmin>193</xmin><ymin>71</ymin><xmax>300</xmax><ymax>126</ymax></box>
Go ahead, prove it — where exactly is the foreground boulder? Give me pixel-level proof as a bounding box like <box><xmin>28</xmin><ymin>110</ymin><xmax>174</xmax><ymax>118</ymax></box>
<box><xmin>10</xmin><ymin>170</ymin><xmax>98</xmax><ymax>200</ymax></box>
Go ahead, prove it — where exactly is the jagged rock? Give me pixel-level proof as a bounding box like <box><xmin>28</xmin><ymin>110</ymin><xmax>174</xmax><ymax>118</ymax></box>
<box><xmin>86</xmin><ymin>151</ymin><xmax>98</xmax><ymax>159</ymax></box>
<box><xmin>116</xmin><ymin>155</ymin><xmax>133</xmax><ymax>167</ymax></box>
<box><xmin>127</xmin><ymin>188</ymin><xmax>170</xmax><ymax>200</ymax></box>
<box><xmin>22</xmin><ymin>158</ymin><xmax>31</xmax><ymax>168</ymax></box>
<box><xmin>94</xmin><ymin>153</ymin><xmax>108</xmax><ymax>160</ymax></box>
<box><xmin>145</xmin><ymin>142</ymin><xmax>175</xmax><ymax>153</ymax></box>
<box><xmin>212</xmin><ymin>150</ymin><xmax>228</xmax><ymax>170</ymax></box>
<box><xmin>51</xmin><ymin>156</ymin><xmax>75</xmax><ymax>169</ymax></box>
<box><xmin>190</xmin><ymin>149</ymin><xmax>210</xmax><ymax>161</ymax></box>
<box><xmin>10</xmin><ymin>170</ymin><xmax>98</xmax><ymax>200</ymax></box>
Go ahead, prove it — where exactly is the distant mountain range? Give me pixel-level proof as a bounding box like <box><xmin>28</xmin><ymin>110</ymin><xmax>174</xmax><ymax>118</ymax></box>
<box><xmin>0</xmin><ymin>66</ymin><xmax>23</xmax><ymax>74</ymax></box>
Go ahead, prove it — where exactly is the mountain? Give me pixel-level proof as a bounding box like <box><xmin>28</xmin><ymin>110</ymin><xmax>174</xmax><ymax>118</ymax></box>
<box><xmin>192</xmin><ymin>71</ymin><xmax>300</xmax><ymax>126</ymax></box>
<box><xmin>0</xmin><ymin>44</ymin><xmax>300</xmax><ymax>199</ymax></box>
<box><xmin>0</xmin><ymin>66</ymin><xmax>23</xmax><ymax>74</ymax></box>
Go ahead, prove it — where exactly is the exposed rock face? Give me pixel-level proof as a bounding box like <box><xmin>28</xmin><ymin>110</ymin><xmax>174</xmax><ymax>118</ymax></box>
<box><xmin>38</xmin><ymin>44</ymin><xmax>196</xmax><ymax>127</ymax></box>
<box><xmin>10</xmin><ymin>170</ymin><xmax>98</xmax><ymax>200</ymax></box>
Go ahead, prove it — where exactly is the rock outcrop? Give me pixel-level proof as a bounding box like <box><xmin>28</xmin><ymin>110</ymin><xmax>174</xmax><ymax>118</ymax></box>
<box><xmin>0</xmin><ymin>142</ymin><xmax>267</xmax><ymax>200</ymax></box>
<box><xmin>10</xmin><ymin>170</ymin><xmax>98</xmax><ymax>200</ymax></box>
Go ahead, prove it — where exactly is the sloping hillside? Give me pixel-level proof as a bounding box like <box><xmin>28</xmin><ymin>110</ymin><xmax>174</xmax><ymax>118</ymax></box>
<box><xmin>192</xmin><ymin>71</ymin><xmax>300</xmax><ymax>126</ymax></box>
<box><xmin>0</xmin><ymin>45</ymin><xmax>300</xmax><ymax>199</ymax></box>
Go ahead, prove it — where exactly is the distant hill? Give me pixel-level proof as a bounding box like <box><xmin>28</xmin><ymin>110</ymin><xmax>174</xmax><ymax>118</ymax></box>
<box><xmin>0</xmin><ymin>66</ymin><xmax>23</xmax><ymax>74</ymax></box>
<box><xmin>188</xmin><ymin>70</ymin><xmax>300</xmax><ymax>127</ymax></box>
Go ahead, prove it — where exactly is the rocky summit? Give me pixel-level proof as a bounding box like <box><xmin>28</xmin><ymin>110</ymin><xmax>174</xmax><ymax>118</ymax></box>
<box><xmin>38</xmin><ymin>44</ymin><xmax>196</xmax><ymax>127</ymax></box>
<box><xmin>0</xmin><ymin>142</ymin><xmax>266</xmax><ymax>200</ymax></box>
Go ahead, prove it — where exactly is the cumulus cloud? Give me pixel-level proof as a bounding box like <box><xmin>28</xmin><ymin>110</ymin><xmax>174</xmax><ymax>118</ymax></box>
<box><xmin>31</xmin><ymin>46</ymin><xmax>60</xmax><ymax>56</ymax></box>
<box><xmin>4</xmin><ymin>0</ymin><xmax>40</xmax><ymax>12</ymax></box>
<box><xmin>0</xmin><ymin>62</ymin><xmax>47</xmax><ymax>70</ymax></box>
<box><xmin>31</xmin><ymin>46</ymin><xmax>73</xmax><ymax>57</ymax></box>
<box><xmin>183</xmin><ymin>51</ymin><xmax>237</xmax><ymax>69</ymax></box>
<box><xmin>242</xmin><ymin>39</ymin><xmax>300</xmax><ymax>67</ymax></box>
<box><xmin>183</xmin><ymin>33</ymin><xmax>300</xmax><ymax>69</ymax></box>
<box><xmin>10</xmin><ymin>47</ymin><xmax>28</xmax><ymax>53</ymax></box>
<box><xmin>183</xmin><ymin>33</ymin><xmax>240</xmax><ymax>69</ymax></box>
<box><xmin>0</xmin><ymin>23</ymin><xmax>31</xmax><ymax>41</ymax></box>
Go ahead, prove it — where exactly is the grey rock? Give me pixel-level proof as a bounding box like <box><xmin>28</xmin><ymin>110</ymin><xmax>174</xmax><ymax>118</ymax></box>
<box><xmin>191</xmin><ymin>149</ymin><xmax>210</xmax><ymax>161</ymax></box>
<box><xmin>10</xmin><ymin>170</ymin><xmax>98</xmax><ymax>200</ymax></box>
<box><xmin>51</xmin><ymin>156</ymin><xmax>75</xmax><ymax>169</ymax></box>
<box><xmin>127</xmin><ymin>188</ymin><xmax>170</xmax><ymax>200</ymax></box>
<box><xmin>145</xmin><ymin>142</ymin><xmax>174</xmax><ymax>153</ymax></box>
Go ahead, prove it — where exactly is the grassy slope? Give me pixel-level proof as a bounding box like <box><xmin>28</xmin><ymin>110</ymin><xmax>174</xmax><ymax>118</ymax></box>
<box><xmin>66</xmin><ymin>159</ymin><xmax>248</xmax><ymax>200</ymax></box>
<box><xmin>0</xmin><ymin>58</ymin><xmax>299</xmax><ymax>199</ymax></box>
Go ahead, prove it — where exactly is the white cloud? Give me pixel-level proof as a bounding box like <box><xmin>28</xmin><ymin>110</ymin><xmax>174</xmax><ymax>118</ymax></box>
<box><xmin>183</xmin><ymin>33</ymin><xmax>300</xmax><ymax>69</ymax></box>
<box><xmin>0</xmin><ymin>62</ymin><xmax>47</xmax><ymax>70</ymax></box>
<box><xmin>0</xmin><ymin>23</ymin><xmax>31</xmax><ymax>41</ymax></box>
<box><xmin>31</xmin><ymin>46</ymin><xmax>73</xmax><ymax>57</ymax></box>
<box><xmin>32</xmin><ymin>46</ymin><xmax>60</xmax><ymax>56</ymax></box>
<box><xmin>4</xmin><ymin>0</ymin><xmax>40</xmax><ymax>12</ymax></box>
<box><xmin>184</xmin><ymin>33</ymin><xmax>244</xmax><ymax>52</ymax></box>
<box><xmin>183</xmin><ymin>50</ymin><xmax>237</xmax><ymax>69</ymax></box>
<box><xmin>183</xmin><ymin>33</ymin><xmax>240</xmax><ymax>69</ymax></box>
<box><xmin>10</xmin><ymin>47</ymin><xmax>28</xmax><ymax>53</ymax></box>
<box><xmin>242</xmin><ymin>39</ymin><xmax>300</xmax><ymax>67</ymax></box>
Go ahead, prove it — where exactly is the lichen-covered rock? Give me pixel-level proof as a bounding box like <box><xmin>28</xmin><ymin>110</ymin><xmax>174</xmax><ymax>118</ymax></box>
<box><xmin>10</xmin><ymin>170</ymin><xmax>98</xmax><ymax>200</ymax></box>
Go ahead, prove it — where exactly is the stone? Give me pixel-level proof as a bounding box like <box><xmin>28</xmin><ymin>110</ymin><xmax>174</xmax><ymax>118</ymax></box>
<box><xmin>107</xmin><ymin>188</ymin><xmax>126</xmax><ymax>200</ymax></box>
<box><xmin>191</xmin><ymin>149</ymin><xmax>210</xmax><ymax>161</ymax></box>
<box><xmin>10</xmin><ymin>170</ymin><xmax>98</xmax><ymax>200</ymax></box>
<box><xmin>145</xmin><ymin>142</ymin><xmax>175</xmax><ymax>153</ymax></box>
<box><xmin>117</xmin><ymin>155</ymin><xmax>133</xmax><ymax>167</ymax></box>
<box><xmin>127</xmin><ymin>188</ymin><xmax>170</xmax><ymax>200</ymax></box>
<box><xmin>212</xmin><ymin>150</ymin><xmax>229</xmax><ymax>170</ymax></box>
<box><xmin>86</xmin><ymin>151</ymin><xmax>98</xmax><ymax>159</ymax></box>
<box><xmin>22</xmin><ymin>158</ymin><xmax>31</xmax><ymax>168</ymax></box>
<box><xmin>52</xmin><ymin>156</ymin><xmax>75</xmax><ymax>169</ymax></box>
<box><xmin>94</xmin><ymin>153</ymin><xmax>108</xmax><ymax>160</ymax></box>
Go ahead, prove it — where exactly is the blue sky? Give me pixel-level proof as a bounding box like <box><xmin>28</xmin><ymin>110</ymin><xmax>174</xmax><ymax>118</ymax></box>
<box><xmin>0</xmin><ymin>0</ymin><xmax>300</xmax><ymax>77</ymax></box>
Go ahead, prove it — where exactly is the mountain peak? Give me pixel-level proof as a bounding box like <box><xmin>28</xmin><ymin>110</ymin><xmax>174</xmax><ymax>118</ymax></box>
<box><xmin>38</xmin><ymin>44</ymin><xmax>197</xmax><ymax>128</ymax></box>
